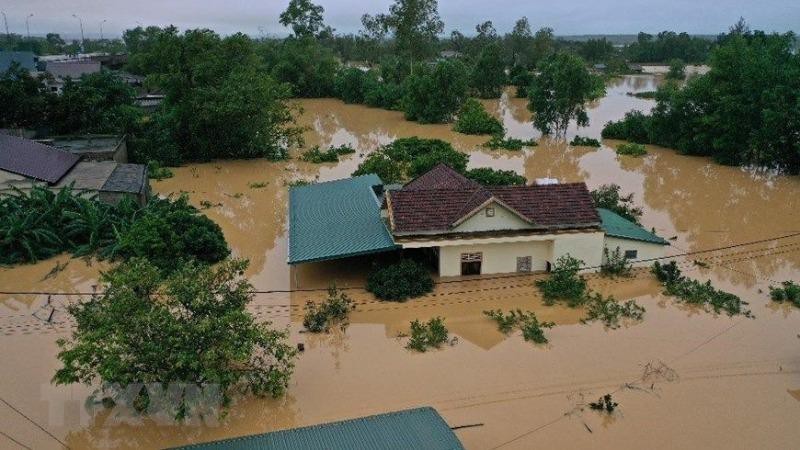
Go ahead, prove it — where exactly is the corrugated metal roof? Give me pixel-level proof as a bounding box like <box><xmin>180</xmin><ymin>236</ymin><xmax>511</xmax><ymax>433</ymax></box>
<box><xmin>0</xmin><ymin>134</ymin><xmax>80</xmax><ymax>184</ymax></box>
<box><xmin>101</xmin><ymin>163</ymin><xmax>147</xmax><ymax>194</ymax></box>
<box><xmin>0</xmin><ymin>51</ymin><xmax>37</xmax><ymax>72</ymax></box>
<box><xmin>45</xmin><ymin>60</ymin><xmax>101</xmax><ymax>79</ymax></box>
<box><xmin>598</xmin><ymin>208</ymin><xmax>669</xmax><ymax>245</ymax></box>
<box><xmin>169</xmin><ymin>407</ymin><xmax>464</xmax><ymax>450</ymax></box>
<box><xmin>288</xmin><ymin>174</ymin><xmax>398</xmax><ymax>264</ymax></box>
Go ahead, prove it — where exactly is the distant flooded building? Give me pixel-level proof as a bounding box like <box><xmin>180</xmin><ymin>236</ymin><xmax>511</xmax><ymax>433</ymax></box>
<box><xmin>37</xmin><ymin>134</ymin><xmax>128</xmax><ymax>163</ymax></box>
<box><xmin>43</xmin><ymin>60</ymin><xmax>102</xmax><ymax>93</ymax></box>
<box><xmin>0</xmin><ymin>51</ymin><xmax>38</xmax><ymax>73</ymax></box>
<box><xmin>0</xmin><ymin>134</ymin><xmax>148</xmax><ymax>206</ymax></box>
<box><xmin>288</xmin><ymin>164</ymin><xmax>668</xmax><ymax>277</ymax></box>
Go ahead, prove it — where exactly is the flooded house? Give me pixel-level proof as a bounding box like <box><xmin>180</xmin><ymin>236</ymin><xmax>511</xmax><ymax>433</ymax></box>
<box><xmin>289</xmin><ymin>164</ymin><xmax>667</xmax><ymax>277</ymax></box>
<box><xmin>0</xmin><ymin>134</ymin><xmax>149</xmax><ymax>205</ymax></box>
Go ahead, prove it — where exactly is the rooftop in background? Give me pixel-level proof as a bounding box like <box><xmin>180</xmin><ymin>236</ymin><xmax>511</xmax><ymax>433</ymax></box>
<box><xmin>0</xmin><ymin>134</ymin><xmax>80</xmax><ymax>184</ymax></box>
<box><xmin>45</xmin><ymin>60</ymin><xmax>101</xmax><ymax>79</ymax></box>
<box><xmin>169</xmin><ymin>407</ymin><xmax>464</xmax><ymax>450</ymax></box>
<box><xmin>0</xmin><ymin>51</ymin><xmax>37</xmax><ymax>72</ymax></box>
<box><xmin>389</xmin><ymin>164</ymin><xmax>601</xmax><ymax>235</ymax></box>
<box><xmin>38</xmin><ymin>135</ymin><xmax>127</xmax><ymax>162</ymax></box>
<box><xmin>288</xmin><ymin>174</ymin><xmax>398</xmax><ymax>265</ymax></box>
<box><xmin>598</xmin><ymin>208</ymin><xmax>670</xmax><ymax>245</ymax></box>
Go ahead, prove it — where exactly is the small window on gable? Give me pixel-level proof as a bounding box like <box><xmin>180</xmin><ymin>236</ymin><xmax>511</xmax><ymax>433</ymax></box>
<box><xmin>485</xmin><ymin>207</ymin><xmax>495</xmax><ymax>217</ymax></box>
<box><xmin>624</xmin><ymin>250</ymin><xmax>638</xmax><ymax>259</ymax></box>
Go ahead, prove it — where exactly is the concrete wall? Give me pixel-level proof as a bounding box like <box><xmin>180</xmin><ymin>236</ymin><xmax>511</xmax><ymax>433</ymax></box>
<box><xmin>0</xmin><ymin>169</ymin><xmax>42</xmax><ymax>193</ymax></box>
<box><xmin>439</xmin><ymin>239</ymin><xmax>553</xmax><ymax>277</ymax></box>
<box><xmin>453</xmin><ymin>202</ymin><xmax>531</xmax><ymax>233</ymax></box>
<box><xmin>552</xmin><ymin>231</ymin><xmax>606</xmax><ymax>269</ymax></box>
<box><xmin>604</xmin><ymin>237</ymin><xmax>667</xmax><ymax>267</ymax></box>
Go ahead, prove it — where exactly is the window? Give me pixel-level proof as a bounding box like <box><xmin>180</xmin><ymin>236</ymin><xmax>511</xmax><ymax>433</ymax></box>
<box><xmin>624</xmin><ymin>250</ymin><xmax>638</xmax><ymax>259</ymax></box>
<box><xmin>461</xmin><ymin>252</ymin><xmax>482</xmax><ymax>275</ymax></box>
<box><xmin>516</xmin><ymin>256</ymin><xmax>532</xmax><ymax>272</ymax></box>
<box><xmin>485</xmin><ymin>207</ymin><xmax>495</xmax><ymax>217</ymax></box>
<box><xmin>460</xmin><ymin>252</ymin><xmax>483</xmax><ymax>262</ymax></box>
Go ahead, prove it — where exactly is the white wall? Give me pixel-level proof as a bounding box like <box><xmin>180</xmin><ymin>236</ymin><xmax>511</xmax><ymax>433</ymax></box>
<box><xmin>439</xmin><ymin>239</ymin><xmax>553</xmax><ymax>277</ymax></box>
<box><xmin>552</xmin><ymin>231</ymin><xmax>606</xmax><ymax>269</ymax></box>
<box><xmin>453</xmin><ymin>202</ymin><xmax>531</xmax><ymax>233</ymax></box>
<box><xmin>604</xmin><ymin>237</ymin><xmax>667</xmax><ymax>267</ymax></box>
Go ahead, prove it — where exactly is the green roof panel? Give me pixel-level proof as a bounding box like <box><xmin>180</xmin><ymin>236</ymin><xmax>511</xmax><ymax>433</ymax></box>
<box><xmin>598</xmin><ymin>208</ymin><xmax>669</xmax><ymax>245</ymax></box>
<box><xmin>288</xmin><ymin>174</ymin><xmax>398</xmax><ymax>264</ymax></box>
<box><xmin>169</xmin><ymin>407</ymin><xmax>465</xmax><ymax>450</ymax></box>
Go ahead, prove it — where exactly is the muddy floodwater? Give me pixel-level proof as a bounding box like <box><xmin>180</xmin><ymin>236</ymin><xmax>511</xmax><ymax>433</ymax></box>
<box><xmin>1</xmin><ymin>76</ymin><xmax>800</xmax><ymax>449</ymax></box>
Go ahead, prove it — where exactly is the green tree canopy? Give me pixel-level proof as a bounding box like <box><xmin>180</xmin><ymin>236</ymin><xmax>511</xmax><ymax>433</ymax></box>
<box><xmin>402</xmin><ymin>59</ymin><xmax>468</xmax><ymax>123</ymax></box>
<box><xmin>528</xmin><ymin>52</ymin><xmax>604</xmax><ymax>136</ymax></box>
<box><xmin>54</xmin><ymin>258</ymin><xmax>296</xmax><ymax>417</ymax></box>
<box><xmin>279</xmin><ymin>0</ymin><xmax>326</xmax><ymax>38</ymax></box>
<box><xmin>470</xmin><ymin>42</ymin><xmax>507</xmax><ymax>99</ymax></box>
<box><xmin>50</xmin><ymin>71</ymin><xmax>141</xmax><ymax>135</ymax></box>
<box><xmin>361</xmin><ymin>0</ymin><xmax>444</xmax><ymax>64</ymax></box>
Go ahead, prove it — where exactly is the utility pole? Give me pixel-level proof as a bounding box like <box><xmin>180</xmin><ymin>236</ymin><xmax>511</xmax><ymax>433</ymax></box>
<box><xmin>1</xmin><ymin>11</ymin><xmax>9</xmax><ymax>43</ymax></box>
<box><xmin>100</xmin><ymin>19</ymin><xmax>107</xmax><ymax>40</ymax></box>
<box><xmin>72</xmin><ymin>14</ymin><xmax>85</xmax><ymax>53</ymax></box>
<box><xmin>26</xmin><ymin>14</ymin><xmax>33</xmax><ymax>40</ymax></box>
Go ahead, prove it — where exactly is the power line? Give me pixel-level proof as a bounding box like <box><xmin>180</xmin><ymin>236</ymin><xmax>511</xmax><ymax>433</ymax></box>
<box><xmin>0</xmin><ymin>430</ymin><xmax>31</xmax><ymax>450</ymax></box>
<box><xmin>2</xmin><ymin>231</ymin><xmax>798</xmax><ymax>298</ymax></box>
<box><xmin>0</xmin><ymin>397</ymin><xmax>70</xmax><ymax>450</ymax></box>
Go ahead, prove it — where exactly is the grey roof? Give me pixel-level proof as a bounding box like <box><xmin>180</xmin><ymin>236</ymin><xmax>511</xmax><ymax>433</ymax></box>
<box><xmin>45</xmin><ymin>60</ymin><xmax>101</xmax><ymax>79</ymax></box>
<box><xmin>0</xmin><ymin>134</ymin><xmax>80</xmax><ymax>184</ymax></box>
<box><xmin>0</xmin><ymin>51</ymin><xmax>37</xmax><ymax>72</ymax></box>
<box><xmin>169</xmin><ymin>407</ymin><xmax>464</xmax><ymax>450</ymax></box>
<box><xmin>55</xmin><ymin>161</ymin><xmax>118</xmax><ymax>191</ymax></box>
<box><xmin>101</xmin><ymin>163</ymin><xmax>147</xmax><ymax>194</ymax></box>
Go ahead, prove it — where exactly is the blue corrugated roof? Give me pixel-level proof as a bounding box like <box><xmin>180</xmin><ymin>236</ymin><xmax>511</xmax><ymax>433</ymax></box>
<box><xmin>288</xmin><ymin>174</ymin><xmax>398</xmax><ymax>264</ymax></box>
<box><xmin>598</xmin><ymin>208</ymin><xmax>669</xmax><ymax>245</ymax></box>
<box><xmin>0</xmin><ymin>51</ymin><xmax>37</xmax><ymax>72</ymax></box>
<box><xmin>169</xmin><ymin>407</ymin><xmax>464</xmax><ymax>450</ymax></box>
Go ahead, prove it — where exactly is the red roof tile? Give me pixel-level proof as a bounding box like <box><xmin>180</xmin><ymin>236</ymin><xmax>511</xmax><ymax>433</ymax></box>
<box><xmin>388</xmin><ymin>164</ymin><xmax>600</xmax><ymax>234</ymax></box>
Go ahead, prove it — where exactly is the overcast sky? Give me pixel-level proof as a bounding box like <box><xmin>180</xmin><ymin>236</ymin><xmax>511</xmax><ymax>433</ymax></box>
<box><xmin>1</xmin><ymin>0</ymin><xmax>798</xmax><ymax>39</ymax></box>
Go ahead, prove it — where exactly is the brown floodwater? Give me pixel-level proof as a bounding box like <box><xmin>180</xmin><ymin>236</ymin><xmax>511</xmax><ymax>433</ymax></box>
<box><xmin>1</xmin><ymin>76</ymin><xmax>800</xmax><ymax>449</ymax></box>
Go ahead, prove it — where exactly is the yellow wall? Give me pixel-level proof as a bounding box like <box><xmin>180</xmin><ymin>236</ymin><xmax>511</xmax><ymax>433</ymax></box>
<box><xmin>432</xmin><ymin>231</ymin><xmax>605</xmax><ymax>277</ymax></box>
<box><xmin>453</xmin><ymin>202</ymin><xmax>531</xmax><ymax>233</ymax></box>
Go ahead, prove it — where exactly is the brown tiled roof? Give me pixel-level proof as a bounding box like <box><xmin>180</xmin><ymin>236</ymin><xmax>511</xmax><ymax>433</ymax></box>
<box><xmin>388</xmin><ymin>164</ymin><xmax>600</xmax><ymax>234</ymax></box>
<box><xmin>0</xmin><ymin>134</ymin><xmax>80</xmax><ymax>184</ymax></box>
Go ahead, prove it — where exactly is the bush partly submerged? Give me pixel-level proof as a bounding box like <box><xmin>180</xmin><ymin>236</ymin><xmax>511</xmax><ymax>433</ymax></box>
<box><xmin>366</xmin><ymin>259</ymin><xmax>434</xmax><ymax>302</ymax></box>
<box><xmin>484</xmin><ymin>309</ymin><xmax>555</xmax><ymax>344</ymax></box>
<box><xmin>406</xmin><ymin>317</ymin><xmax>449</xmax><ymax>352</ymax></box>
<box><xmin>453</xmin><ymin>99</ymin><xmax>504</xmax><ymax>135</ymax></box>
<box><xmin>483</xmin><ymin>134</ymin><xmax>537</xmax><ymax>150</ymax></box>
<box><xmin>616</xmin><ymin>142</ymin><xmax>647</xmax><ymax>156</ymax></box>
<box><xmin>769</xmin><ymin>281</ymin><xmax>800</xmax><ymax>308</ymax></box>
<box><xmin>569</xmin><ymin>136</ymin><xmax>601</xmax><ymax>147</ymax></box>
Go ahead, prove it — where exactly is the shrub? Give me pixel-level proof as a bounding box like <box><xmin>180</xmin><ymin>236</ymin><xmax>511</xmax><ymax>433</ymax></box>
<box><xmin>651</xmin><ymin>261</ymin><xmax>683</xmax><ymax>284</ymax></box>
<box><xmin>483</xmin><ymin>134</ymin><xmax>537</xmax><ymax>150</ymax></box>
<box><xmin>581</xmin><ymin>293</ymin><xmax>645</xmax><ymax>329</ymax></box>
<box><xmin>601</xmin><ymin>247</ymin><xmax>633</xmax><ymax>277</ymax></box>
<box><xmin>589</xmin><ymin>394</ymin><xmax>618</xmax><ymax>413</ymax></box>
<box><xmin>303</xmin><ymin>284</ymin><xmax>355</xmax><ymax>333</ymax></box>
<box><xmin>465</xmin><ymin>168</ymin><xmax>526</xmax><ymax>186</ymax></box>
<box><xmin>651</xmin><ymin>261</ymin><xmax>752</xmax><ymax>317</ymax></box>
<box><xmin>364</xmin><ymin>81</ymin><xmax>404</xmax><ymax>110</ymax></box>
<box><xmin>484</xmin><ymin>309</ymin><xmax>554</xmax><ymax>344</ymax></box>
<box><xmin>146</xmin><ymin>160</ymin><xmax>174</xmax><ymax>180</ymax></box>
<box><xmin>590</xmin><ymin>184</ymin><xmax>643</xmax><ymax>224</ymax></box>
<box><xmin>300</xmin><ymin>144</ymin><xmax>356</xmax><ymax>163</ymax></box>
<box><xmin>666</xmin><ymin>58</ymin><xmax>686</xmax><ymax>80</ymax></box>
<box><xmin>769</xmin><ymin>281</ymin><xmax>800</xmax><ymax>307</ymax></box>
<box><xmin>453</xmin><ymin>99</ymin><xmax>504</xmax><ymax>135</ymax></box>
<box><xmin>407</xmin><ymin>146</ymin><xmax>469</xmax><ymax>178</ymax></box>
<box><xmin>334</xmin><ymin>67</ymin><xmax>369</xmax><ymax>104</ymax></box>
<box><xmin>535</xmin><ymin>255</ymin><xmax>588</xmax><ymax>307</ymax></box>
<box><xmin>601</xmin><ymin>110</ymin><xmax>652</xmax><ymax>143</ymax></box>
<box><xmin>616</xmin><ymin>142</ymin><xmax>647</xmax><ymax>156</ymax></box>
<box><xmin>366</xmin><ymin>259</ymin><xmax>434</xmax><ymax>302</ymax></box>
<box><xmin>116</xmin><ymin>195</ymin><xmax>230</xmax><ymax>272</ymax></box>
<box><xmin>569</xmin><ymin>136</ymin><xmax>601</xmax><ymax>147</ymax></box>
<box><xmin>406</xmin><ymin>317</ymin><xmax>449</xmax><ymax>352</ymax></box>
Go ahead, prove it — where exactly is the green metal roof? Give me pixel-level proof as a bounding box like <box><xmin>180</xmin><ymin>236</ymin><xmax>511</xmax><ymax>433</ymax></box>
<box><xmin>598</xmin><ymin>208</ymin><xmax>669</xmax><ymax>245</ymax></box>
<box><xmin>288</xmin><ymin>174</ymin><xmax>398</xmax><ymax>264</ymax></box>
<box><xmin>168</xmin><ymin>407</ymin><xmax>465</xmax><ymax>450</ymax></box>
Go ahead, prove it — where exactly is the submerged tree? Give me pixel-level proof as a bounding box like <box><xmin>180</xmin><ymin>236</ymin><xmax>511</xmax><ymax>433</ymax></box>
<box><xmin>54</xmin><ymin>258</ymin><xmax>296</xmax><ymax>417</ymax></box>
<box><xmin>528</xmin><ymin>52</ymin><xmax>603</xmax><ymax>136</ymax></box>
